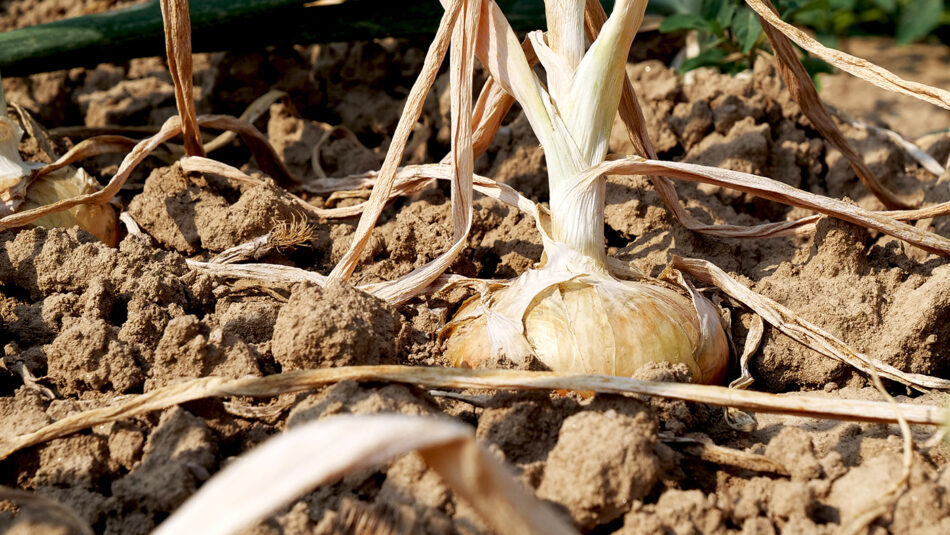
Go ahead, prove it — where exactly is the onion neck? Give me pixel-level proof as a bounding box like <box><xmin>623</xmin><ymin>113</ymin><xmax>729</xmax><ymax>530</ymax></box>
<box><xmin>548</xmin><ymin>170</ymin><xmax>608</xmax><ymax>271</ymax></box>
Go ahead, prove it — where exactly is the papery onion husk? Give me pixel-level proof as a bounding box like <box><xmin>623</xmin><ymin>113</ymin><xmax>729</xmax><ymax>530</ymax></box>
<box><xmin>443</xmin><ymin>269</ymin><xmax>729</xmax><ymax>385</ymax></box>
<box><xmin>1</xmin><ymin>116</ymin><xmax>117</xmax><ymax>246</ymax></box>
<box><xmin>21</xmin><ymin>166</ymin><xmax>118</xmax><ymax>246</ymax></box>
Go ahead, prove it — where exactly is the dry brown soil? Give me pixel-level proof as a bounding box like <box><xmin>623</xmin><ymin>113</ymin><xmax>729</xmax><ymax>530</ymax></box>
<box><xmin>2</xmin><ymin>2</ymin><xmax>950</xmax><ymax>534</ymax></box>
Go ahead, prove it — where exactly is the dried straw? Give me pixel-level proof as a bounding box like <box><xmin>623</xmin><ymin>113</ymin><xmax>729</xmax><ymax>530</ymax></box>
<box><xmin>753</xmin><ymin>0</ymin><xmax>912</xmax><ymax>210</ymax></box>
<box><xmin>746</xmin><ymin>0</ymin><xmax>950</xmax><ymax>110</ymax></box>
<box><xmin>2</xmin><ymin>365</ymin><xmax>945</xmax><ymax>463</ymax></box>
<box><xmin>673</xmin><ymin>256</ymin><xmax>950</xmax><ymax>391</ymax></box>
<box><xmin>159</xmin><ymin>0</ymin><xmax>204</xmax><ymax>157</ymax></box>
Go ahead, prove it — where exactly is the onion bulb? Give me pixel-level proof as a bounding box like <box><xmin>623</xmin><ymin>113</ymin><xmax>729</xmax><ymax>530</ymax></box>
<box><xmin>0</xmin><ymin>115</ymin><xmax>117</xmax><ymax>246</ymax></box>
<box><xmin>443</xmin><ymin>249</ymin><xmax>729</xmax><ymax>384</ymax></box>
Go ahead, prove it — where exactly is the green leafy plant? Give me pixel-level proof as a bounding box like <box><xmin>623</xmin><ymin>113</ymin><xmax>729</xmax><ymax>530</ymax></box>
<box><xmin>654</xmin><ymin>0</ymin><xmax>950</xmax><ymax>76</ymax></box>
<box><xmin>781</xmin><ymin>0</ymin><xmax>950</xmax><ymax>46</ymax></box>
<box><xmin>657</xmin><ymin>0</ymin><xmax>765</xmax><ymax>72</ymax></box>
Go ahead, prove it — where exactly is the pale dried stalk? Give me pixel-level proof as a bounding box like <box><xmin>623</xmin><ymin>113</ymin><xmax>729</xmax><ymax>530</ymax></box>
<box><xmin>179</xmin><ymin>156</ymin><xmax>264</xmax><ymax>187</ymax></box>
<box><xmin>204</xmin><ymin>89</ymin><xmax>287</xmax><ymax>153</ymax></box>
<box><xmin>881</xmin><ymin>202</ymin><xmax>950</xmax><ymax>221</ymax></box>
<box><xmin>33</xmin><ymin>135</ymin><xmax>142</xmax><ymax>179</ymax></box>
<box><xmin>672</xmin><ymin>256</ymin><xmax>950</xmax><ymax>391</ymax></box>
<box><xmin>155</xmin><ymin>415</ymin><xmax>576</xmax><ymax>535</ymax></box>
<box><xmin>159</xmin><ymin>0</ymin><xmax>203</xmax><ymax>157</ymax></box>
<box><xmin>311</xmin><ymin>163</ymin><xmax>542</xmax><ymax>220</ymax></box>
<box><xmin>745</xmin><ymin>0</ymin><xmax>950</xmax><ymax>110</ymax></box>
<box><xmin>3</xmin><ymin>365</ymin><xmax>946</xmax><ymax>462</ymax></box>
<box><xmin>118</xmin><ymin>211</ymin><xmax>141</xmax><ymax>235</ymax></box>
<box><xmin>0</xmin><ymin>110</ymin><xmax>305</xmax><ymax>232</ymax></box>
<box><xmin>581</xmin><ymin>157</ymin><xmax>950</xmax><ymax>257</ymax></box>
<box><xmin>753</xmin><ymin>0</ymin><xmax>911</xmax><ymax>210</ymax></box>
<box><xmin>197</xmin><ymin>114</ymin><xmax>299</xmax><ymax>187</ymax></box>
<box><xmin>9</xmin><ymin>103</ymin><xmax>56</xmax><ymax>161</ymax></box>
<box><xmin>180</xmin><ymin>157</ymin><xmax>535</xmax><ymax>250</ymax></box>
<box><xmin>204</xmin><ymin>156</ymin><xmax>945</xmax><ymax>296</ymax></box>
<box><xmin>187</xmin><ymin>259</ymin><xmax>327</xmax><ymax>285</ymax></box>
<box><xmin>419</xmin><ymin>422</ymin><xmax>576</xmax><ymax>535</ymax></box>
<box><xmin>328</xmin><ymin>0</ymin><xmax>461</xmax><ymax>284</ymax></box>
<box><xmin>584</xmin><ymin>0</ymin><xmax>821</xmax><ymax>239</ymax></box>
<box><xmin>180</xmin><ymin>156</ymin><xmax>364</xmax><ymax>218</ymax></box>
<box><xmin>827</xmin><ymin>105</ymin><xmax>946</xmax><ymax>176</ymax></box>
<box><xmin>731</xmin><ymin>314</ymin><xmax>763</xmax><ymax>392</ymax></box>
<box><xmin>321</xmin><ymin>0</ymin><xmax>480</xmax><ymax>306</ymax></box>
<box><xmin>210</xmin><ymin>235</ymin><xmax>272</xmax><ymax>264</ymax></box>
<box><xmin>182</xmin><ymin>147</ymin><xmax>431</xmax><ymax>221</ymax></box>
<box><xmin>470</xmin><ymin>36</ymin><xmax>538</xmax><ymax>159</ymax></box>
<box><xmin>724</xmin><ymin>314</ymin><xmax>763</xmax><ymax>431</ymax></box>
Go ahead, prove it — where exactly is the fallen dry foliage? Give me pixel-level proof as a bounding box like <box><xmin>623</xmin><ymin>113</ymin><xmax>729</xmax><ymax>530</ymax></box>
<box><xmin>154</xmin><ymin>414</ymin><xmax>578</xmax><ymax>535</ymax></box>
<box><xmin>1</xmin><ymin>365</ymin><xmax>945</xmax><ymax>463</ymax></box>
<box><xmin>751</xmin><ymin>0</ymin><xmax>913</xmax><ymax>210</ymax></box>
<box><xmin>580</xmin><ymin>157</ymin><xmax>950</xmax><ymax>257</ymax></box>
<box><xmin>746</xmin><ymin>0</ymin><xmax>950</xmax><ymax>110</ymax></box>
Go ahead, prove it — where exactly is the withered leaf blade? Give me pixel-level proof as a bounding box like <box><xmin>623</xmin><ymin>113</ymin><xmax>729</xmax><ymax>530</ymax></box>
<box><xmin>154</xmin><ymin>414</ymin><xmax>577</xmax><ymax>535</ymax></box>
<box><xmin>160</xmin><ymin>0</ymin><xmax>204</xmax><ymax>157</ymax></box>
<box><xmin>753</xmin><ymin>0</ymin><xmax>913</xmax><ymax>210</ymax></box>
<box><xmin>2</xmin><ymin>366</ymin><xmax>945</xmax><ymax>464</ymax></box>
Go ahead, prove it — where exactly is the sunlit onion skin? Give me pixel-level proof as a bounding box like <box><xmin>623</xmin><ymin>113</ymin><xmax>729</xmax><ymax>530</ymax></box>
<box><xmin>22</xmin><ymin>167</ymin><xmax>119</xmax><ymax>247</ymax></box>
<box><xmin>443</xmin><ymin>269</ymin><xmax>729</xmax><ymax>385</ymax></box>
<box><xmin>1</xmin><ymin>116</ymin><xmax>118</xmax><ymax>246</ymax></box>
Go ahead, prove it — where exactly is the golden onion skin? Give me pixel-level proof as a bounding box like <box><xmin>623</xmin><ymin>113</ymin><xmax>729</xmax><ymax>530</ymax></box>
<box><xmin>444</xmin><ymin>272</ymin><xmax>729</xmax><ymax>385</ymax></box>
<box><xmin>22</xmin><ymin>168</ymin><xmax>119</xmax><ymax>247</ymax></box>
<box><xmin>2</xmin><ymin>117</ymin><xmax>117</xmax><ymax>246</ymax></box>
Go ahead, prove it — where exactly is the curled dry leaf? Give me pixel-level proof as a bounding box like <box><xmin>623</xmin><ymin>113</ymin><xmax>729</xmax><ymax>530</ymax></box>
<box><xmin>187</xmin><ymin>259</ymin><xmax>328</xmax><ymax>285</ymax></box>
<box><xmin>661</xmin><ymin>433</ymin><xmax>788</xmax><ymax>475</ymax></box>
<box><xmin>0</xmin><ymin>111</ymin><xmax>301</xmax><ymax>233</ymax></box>
<box><xmin>204</xmin><ymin>89</ymin><xmax>287</xmax><ymax>154</ymax></box>
<box><xmin>672</xmin><ymin>256</ymin><xmax>950</xmax><ymax>391</ymax></box>
<box><xmin>582</xmin><ymin>157</ymin><xmax>950</xmax><ymax>257</ymax></box>
<box><xmin>322</xmin><ymin>0</ymin><xmax>483</xmax><ymax>307</ymax></box>
<box><xmin>328</xmin><ymin>0</ymin><xmax>462</xmax><ymax>284</ymax></box>
<box><xmin>9</xmin><ymin>102</ymin><xmax>57</xmax><ymax>160</ymax></box>
<box><xmin>2</xmin><ymin>365</ymin><xmax>946</xmax><ymax>464</ymax></box>
<box><xmin>827</xmin><ymin>105</ymin><xmax>946</xmax><ymax>177</ymax></box>
<box><xmin>745</xmin><ymin>0</ymin><xmax>950</xmax><ymax>110</ymax></box>
<box><xmin>34</xmin><ymin>135</ymin><xmax>142</xmax><ymax>179</ymax></box>
<box><xmin>753</xmin><ymin>0</ymin><xmax>913</xmax><ymax>210</ymax></box>
<box><xmin>155</xmin><ymin>414</ymin><xmax>577</xmax><ymax>535</ymax></box>
<box><xmin>0</xmin><ymin>108</ymin><xmax>118</xmax><ymax>244</ymax></box>
<box><xmin>197</xmin><ymin>115</ymin><xmax>299</xmax><ymax>187</ymax></box>
<box><xmin>0</xmin><ymin>115</ymin><xmax>183</xmax><ymax>232</ymax></box>
<box><xmin>881</xmin><ymin>202</ymin><xmax>950</xmax><ymax>221</ymax></box>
